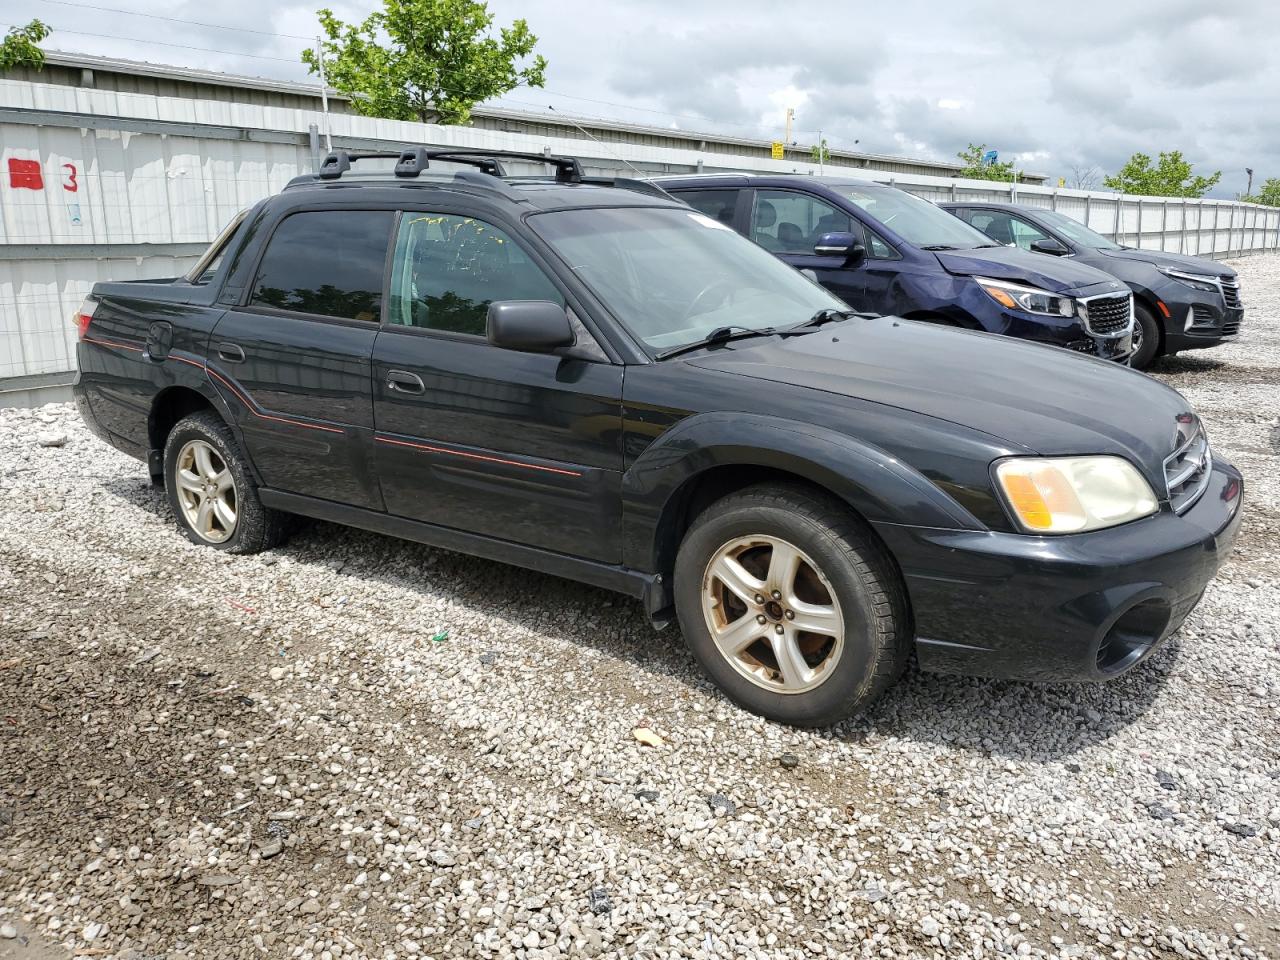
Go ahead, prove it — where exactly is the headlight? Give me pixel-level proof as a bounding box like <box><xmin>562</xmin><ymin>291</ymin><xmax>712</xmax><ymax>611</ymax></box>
<box><xmin>1158</xmin><ymin>267</ymin><xmax>1219</xmax><ymax>293</ymax></box>
<box><xmin>994</xmin><ymin>456</ymin><xmax>1159</xmax><ymax>534</ymax></box>
<box><xmin>975</xmin><ymin>277</ymin><xmax>1075</xmax><ymax>317</ymax></box>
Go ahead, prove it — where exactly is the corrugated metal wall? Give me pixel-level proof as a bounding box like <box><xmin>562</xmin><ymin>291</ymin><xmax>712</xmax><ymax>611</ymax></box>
<box><xmin>2</xmin><ymin>76</ymin><xmax>1279</xmax><ymax>388</ymax></box>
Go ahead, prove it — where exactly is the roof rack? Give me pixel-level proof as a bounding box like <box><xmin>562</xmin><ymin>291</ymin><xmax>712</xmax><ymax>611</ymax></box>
<box><xmin>315</xmin><ymin>146</ymin><xmax>584</xmax><ymax>184</ymax></box>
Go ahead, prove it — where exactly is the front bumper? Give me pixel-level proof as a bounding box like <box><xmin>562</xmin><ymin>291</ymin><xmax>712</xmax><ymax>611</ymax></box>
<box><xmin>956</xmin><ymin>283</ymin><xmax>1132</xmax><ymax>362</ymax></box>
<box><xmin>875</xmin><ymin>458</ymin><xmax>1243</xmax><ymax>681</ymax></box>
<box><xmin>1159</xmin><ymin>289</ymin><xmax>1243</xmax><ymax>353</ymax></box>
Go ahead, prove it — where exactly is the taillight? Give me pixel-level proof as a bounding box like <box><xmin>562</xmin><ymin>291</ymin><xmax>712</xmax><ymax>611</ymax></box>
<box><xmin>73</xmin><ymin>298</ymin><xmax>97</xmax><ymax>341</ymax></box>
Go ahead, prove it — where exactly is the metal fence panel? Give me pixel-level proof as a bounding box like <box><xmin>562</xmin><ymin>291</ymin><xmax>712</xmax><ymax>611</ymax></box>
<box><xmin>1</xmin><ymin>76</ymin><xmax>1279</xmax><ymax>383</ymax></box>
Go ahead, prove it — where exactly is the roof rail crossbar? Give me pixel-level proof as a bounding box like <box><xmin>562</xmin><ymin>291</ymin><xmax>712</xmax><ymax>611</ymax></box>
<box><xmin>422</xmin><ymin>148</ymin><xmax>582</xmax><ymax>184</ymax></box>
<box><xmin>318</xmin><ymin>149</ymin><xmax>403</xmax><ymax>180</ymax></box>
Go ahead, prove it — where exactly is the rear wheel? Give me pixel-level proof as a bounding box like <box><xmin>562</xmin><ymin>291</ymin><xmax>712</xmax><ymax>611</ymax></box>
<box><xmin>163</xmin><ymin>411</ymin><xmax>286</xmax><ymax>554</ymax></box>
<box><xmin>1129</xmin><ymin>303</ymin><xmax>1162</xmax><ymax>370</ymax></box>
<box><xmin>674</xmin><ymin>484</ymin><xmax>911</xmax><ymax>726</ymax></box>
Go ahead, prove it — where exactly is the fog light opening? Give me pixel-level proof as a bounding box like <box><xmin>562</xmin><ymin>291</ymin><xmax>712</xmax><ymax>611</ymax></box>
<box><xmin>1096</xmin><ymin>599</ymin><xmax>1172</xmax><ymax>675</ymax></box>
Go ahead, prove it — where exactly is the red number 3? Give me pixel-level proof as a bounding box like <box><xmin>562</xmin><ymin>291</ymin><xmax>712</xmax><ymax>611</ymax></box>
<box><xmin>62</xmin><ymin>163</ymin><xmax>78</xmax><ymax>193</ymax></box>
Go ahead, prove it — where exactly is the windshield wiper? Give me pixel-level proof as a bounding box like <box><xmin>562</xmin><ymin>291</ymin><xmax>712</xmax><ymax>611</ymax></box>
<box><xmin>654</xmin><ymin>325</ymin><xmax>777</xmax><ymax>361</ymax></box>
<box><xmin>782</xmin><ymin>307</ymin><xmax>858</xmax><ymax>336</ymax></box>
<box><xmin>919</xmin><ymin>244</ymin><xmax>960</xmax><ymax>251</ymax></box>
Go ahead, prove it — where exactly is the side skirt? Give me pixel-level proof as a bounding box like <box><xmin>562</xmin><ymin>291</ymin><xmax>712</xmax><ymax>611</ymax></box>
<box><xmin>258</xmin><ymin>489</ymin><xmax>670</xmax><ymax>625</ymax></box>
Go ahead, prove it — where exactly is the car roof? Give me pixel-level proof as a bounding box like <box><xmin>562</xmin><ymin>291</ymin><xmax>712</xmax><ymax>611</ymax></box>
<box><xmin>280</xmin><ymin>174</ymin><xmax>682</xmax><ymax>213</ymax></box>
<box><xmin>653</xmin><ymin>172</ymin><xmax>899</xmax><ymax>193</ymax></box>
<box><xmin>938</xmin><ymin>200</ymin><xmax>1042</xmax><ymax>213</ymax></box>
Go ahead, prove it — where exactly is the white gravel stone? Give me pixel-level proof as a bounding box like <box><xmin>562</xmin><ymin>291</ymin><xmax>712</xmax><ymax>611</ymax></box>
<box><xmin>1</xmin><ymin>254</ymin><xmax>1279</xmax><ymax>959</ymax></box>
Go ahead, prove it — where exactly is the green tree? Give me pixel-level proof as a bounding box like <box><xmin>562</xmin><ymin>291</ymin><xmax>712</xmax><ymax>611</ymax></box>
<box><xmin>1243</xmin><ymin>177</ymin><xmax>1280</xmax><ymax>207</ymax></box>
<box><xmin>810</xmin><ymin>138</ymin><xmax>829</xmax><ymax>164</ymax></box>
<box><xmin>1103</xmin><ymin>150</ymin><xmax>1221</xmax><ymax>198</ymax></box>
<box><xmin>0</xmin><ymin>19</ymin><xmax>50</xmax><ymax>72</ymax></box>
<box><xmin>956</xmin><ymin>143</ymin><xmax>1018</xmax><ymax>182</ymax></box>
<box><xmin>302</xmin><ymin>0</ymin><xmax>546</xmax><ymax>125</ymax></box>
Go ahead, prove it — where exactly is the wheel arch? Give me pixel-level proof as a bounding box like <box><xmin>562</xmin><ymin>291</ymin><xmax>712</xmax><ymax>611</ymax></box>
<box><xmin>1131</xmin><ymin>293</ymin><xmax>1167</xmax><ymax>355</ymax></box>
<box><xmin>149</xmin><ymin>385</ymin><xmax>216</xmax><ymax>456</ymax></box>
<box><xmin>623</xmin><ymin>412</ymin><xmax>984</xmax><ymax>614</ymax></box>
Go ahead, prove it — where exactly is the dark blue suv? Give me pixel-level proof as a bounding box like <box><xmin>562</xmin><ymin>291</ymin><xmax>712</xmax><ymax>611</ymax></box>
<box><xmin>657</xmin><ymin>174</ymin><xmax>1135</xmax><ymax>362</ymax></box>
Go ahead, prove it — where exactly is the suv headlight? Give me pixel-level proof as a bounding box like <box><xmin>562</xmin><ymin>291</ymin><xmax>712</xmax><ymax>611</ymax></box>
<box><xmin>1158</xmin><ymin>267</ymin><xmax>1219</xmax><ymax>293</ymax></box>
<box><xmin>994</xmin><ymin>456</ymin><xmax>1159</xmax><ymax>533</ymax></box>
<box><xmin>975</xmin><ymin>277</ymin><xmax>1075</xmax><ymax>317</ymax></box>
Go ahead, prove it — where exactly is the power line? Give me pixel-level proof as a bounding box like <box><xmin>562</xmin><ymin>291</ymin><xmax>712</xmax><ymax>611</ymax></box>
<box><xmin>6</xmin><ymin>24</ymin><xmax>305</xmax><ymax>64</ymax></box>
<box><xmin>30</xmin><ymin>0</ymin><xmax>315</xmax><ymax>41</ymax></box>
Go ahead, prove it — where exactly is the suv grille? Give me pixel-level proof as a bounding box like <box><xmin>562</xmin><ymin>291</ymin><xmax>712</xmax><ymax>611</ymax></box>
<box><xmin>1220</xmin><ymin>276</ymin><xmax>1242</xmax><ymax>309</ymax></box>
<box><xmin>1164</xmin><ymin>418</ymin><xmax>1211</xmax><ymax>515</ymax></box>
<box><xmin>1222</xmin><ymin>314</ymin><xmax>1241</xmax><ymax>336</ymax></box>
<box><xmin>1080</xmin><ymin>293</ymin><xmax>1132</xmax><ymax>334</ymax></box>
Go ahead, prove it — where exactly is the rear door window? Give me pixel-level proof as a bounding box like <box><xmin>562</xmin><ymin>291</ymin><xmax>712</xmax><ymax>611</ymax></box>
<box><xmin>249</xmin><ymin>210</ymin><xmax>394</xmax><ymax>322</ymax></box>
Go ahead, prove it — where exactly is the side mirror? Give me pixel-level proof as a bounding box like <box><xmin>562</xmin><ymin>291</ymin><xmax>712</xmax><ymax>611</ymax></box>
<box><xmin>814</xmin><ymin>232</ymin><xmax>866</xmax><ymax>264</ymax></box>
<box><xmin>486</xmin><ymin>300</ymin><xmax>574</xmax><ymax>353</ymax></box>
<box><xmin>1030</xmin><ymin>237</ymin><xmax>1069</xmax><ymax>256</ymax></box>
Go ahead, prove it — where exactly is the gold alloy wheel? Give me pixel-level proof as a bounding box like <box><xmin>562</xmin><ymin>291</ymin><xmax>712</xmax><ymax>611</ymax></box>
<box><xmin>700</xmin><ymin>534</ymin><xmax>844</xmax><ymax>694</ymax></box>
<box><xmin>175</xmin><ymin>439</ymin><xmax>238</xmax><ymax>544</ymax></box>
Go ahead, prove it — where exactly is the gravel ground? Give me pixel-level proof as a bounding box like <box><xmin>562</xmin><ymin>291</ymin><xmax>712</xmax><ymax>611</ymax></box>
<box><xmin>2</xmin><ymin>255</ymin><xmax>1279</xmax><ymax>960</ymax></box>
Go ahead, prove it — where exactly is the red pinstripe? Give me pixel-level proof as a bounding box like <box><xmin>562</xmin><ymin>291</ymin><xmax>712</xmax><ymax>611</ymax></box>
<box><xmin>375</xmin><ymin>434</ymin><xmax>583</xmax><ymax>477</ymax></box>
<box><xmin>83</xmin><ymin>335</ymin><xmax>143</xmax><ymax>353</ymax></box>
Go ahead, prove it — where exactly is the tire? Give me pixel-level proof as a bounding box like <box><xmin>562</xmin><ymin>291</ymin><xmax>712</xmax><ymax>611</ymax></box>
<box><xmin>163</xmin><ymin>410</ymin><xmax>287</xmax><ymax>554</ymax></box>
<box><xmin>673</xmin><ymin>484</ymin><xmax>911</xmax><ymax>726</ymax></box>
<box><xmin>1128</xmin><ymin>303</ymin><xmax>1162</xmax><ymax>370</ymax></box>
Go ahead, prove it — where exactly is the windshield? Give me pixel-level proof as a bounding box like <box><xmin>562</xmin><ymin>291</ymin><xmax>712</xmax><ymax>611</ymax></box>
<box><xmin>1035</xmin><ymin>208</ymin><xmax>1121</xmax><ymax>250</ymax></box>
<box><xmin>839</xmin><ymin>187</ymin><xmax>993</xmax><ymax>249</ymax></box>
<box><xmin>528</xmin><ymin>207</ymin><xmax>846</xmax><ymax>352</ymax></box>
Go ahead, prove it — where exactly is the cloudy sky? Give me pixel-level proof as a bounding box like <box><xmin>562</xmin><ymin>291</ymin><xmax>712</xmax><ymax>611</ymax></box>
<box><xmin>9</xmin><ymin>0</ymin><xmax>1278</xmax><ymax>196</ymax></box>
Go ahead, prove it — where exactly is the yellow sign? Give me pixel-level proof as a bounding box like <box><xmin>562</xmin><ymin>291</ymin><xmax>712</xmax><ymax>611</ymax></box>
<box><xmin>1058</xmin><ymin>177</ymin><xmax>1066</xmax><ymax>188</ymax></box>
<box><xmin>771</xmin><ymin>141</ymin><xmax>785</xmax><ymax>160</ymax></box>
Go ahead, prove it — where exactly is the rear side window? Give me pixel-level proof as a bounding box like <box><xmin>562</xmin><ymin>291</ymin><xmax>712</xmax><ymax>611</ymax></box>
<box><xmin>674</xmin><ymin>189</ymin><xmax>741</xmax><ymax>227</ymax></box>
<box><xmin>187</xmin><ymin>209</ymin><xmax>248</xmax><ymax>285</ymax></box>
<box><xmin>249</xmin><ymin>210</ymin><xmax>393</xmax><ymax>322</ymax></box>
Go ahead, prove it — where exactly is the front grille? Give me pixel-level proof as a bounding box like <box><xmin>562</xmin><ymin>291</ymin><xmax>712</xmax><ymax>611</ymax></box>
<box><xmin>1220</xmin><ymin>276</ymin><xmax>1242</xmax><ymax>309</ymax></box>
<box><xmin>1164</xmin><ymin>418</ymin><xmax>1211</xmax><ymax>515</ymax></box>
<box><xmin>1080</xmin><ymin>293</ymin><xmax>1132</xmax><ymax>335</ymax></box>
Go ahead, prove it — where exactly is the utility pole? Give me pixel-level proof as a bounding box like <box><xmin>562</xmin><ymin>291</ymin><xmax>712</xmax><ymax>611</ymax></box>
<box><xmin>315</xmin><ymin>37</ymin><xmax>332</xmax><ymax>152</ymax></box>
<box><xmin>1246</xmin><ymin>167</ymin><xmax>1254</xmax><ymax>197</ymax></box>
<box><xmin>784</xmin><ymin>108</ymin><xmax>794</xmax><ymax>147</ymax></box>
<box><xmin>818</xmin><ymin>129</ymin><xmax>824</xmax><ymax>175</ymax></box>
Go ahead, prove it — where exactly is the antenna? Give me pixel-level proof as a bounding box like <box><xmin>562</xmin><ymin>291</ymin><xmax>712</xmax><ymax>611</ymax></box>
<box><xmin>547</xmin><ymin>105</ymin><xmax>644</xmax><ymax>178</ymax></box>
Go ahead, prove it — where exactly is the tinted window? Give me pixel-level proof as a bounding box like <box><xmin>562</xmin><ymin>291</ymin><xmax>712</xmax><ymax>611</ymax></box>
<box><xmin>387</xmin><ymin>213</ymin><xmax>563</xmax><ymax>337</ymax></box>
<box><xmin>187</xmin><ymin>209</ymin><xmax>248</xmax><ymax>285</ymax></box>
<box><xmin>752</xmin><ymin>189</ymin><xmax>858</xmax><ymax>254</ymax></box>
<box><xmin>1036</xmin><ymin>208</ymin><xmax>1120</xmax><ymax>250</ymax></box>
<box><xmin>675</xmin><ymin>189</ymin><xmax>741</xmax><ymax>227</ymax></box>
<box><xmin>249</xmin><ymin>210</ymin><xmax>393</xmax><ymax>322</ymax></box>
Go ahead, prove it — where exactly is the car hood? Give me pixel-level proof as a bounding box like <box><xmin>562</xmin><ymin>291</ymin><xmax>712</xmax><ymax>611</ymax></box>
<box><xmin>688</xmin><ymin>317</ymin><xmax>1190</xmax><ymax>482</ymax></box>
<box><xmin>933</xmin><ymin>245</ymin><xmax>1122</xmax><ymax>294</ymax></box>
<box><xmin>1097</xmin><ymin>246</ymin><xmax>1234</xmax><ymax>278</ymax></box>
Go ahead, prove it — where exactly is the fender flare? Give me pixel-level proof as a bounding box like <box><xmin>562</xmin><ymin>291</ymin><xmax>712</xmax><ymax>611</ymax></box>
<box><xmin>621</xmin><ymin>411</ymin><xmax>985</xmax><ymax>575</ymax></box>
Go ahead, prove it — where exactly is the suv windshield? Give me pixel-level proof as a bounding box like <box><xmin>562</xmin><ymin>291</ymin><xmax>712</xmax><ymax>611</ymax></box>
<box><xmin>529</xmin><ymin>207</ymin><xmax>845</xmax><ymax>352</ymax></box>
<box><xmin>1035</xmin><ymin>208</ymin><xmax>1121</xmax><ymax>250</ymax></box>
<box><xmin>839</xmin><ymin>187</ymin><xmax>991</xmax><ymax>250</ymax></box>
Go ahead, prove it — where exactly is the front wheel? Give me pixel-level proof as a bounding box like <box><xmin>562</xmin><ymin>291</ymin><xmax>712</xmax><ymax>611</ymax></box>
<box><xmin>1128</xmin><ymin>303</ymin><xmax>1162</xmax><ymax>370</ymax></box>
<box><xmin>673</xmin><ymin>484</ymin><xmax>911</xmax><ymax>726</ymax></box>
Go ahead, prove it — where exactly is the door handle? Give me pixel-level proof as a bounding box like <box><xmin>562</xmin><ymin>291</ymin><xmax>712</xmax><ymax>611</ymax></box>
<box><xmin>216</xmin><ymin>342</ymin><xmax>246</xmax><ymax>364</ymax></box>
<box><xmin>386</xmin><ymin>370</ymin><xmax>425</xmax><ymax>394</ymax></box>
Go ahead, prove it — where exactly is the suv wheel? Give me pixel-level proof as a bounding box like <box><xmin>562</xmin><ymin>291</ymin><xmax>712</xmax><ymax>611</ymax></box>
<box><xmin>1129</xmin><ymin>303</ymin><xmax>1161</xmax><ymax>370</ymax></box>
<box><xmin>674</xmin><ymin>484</ymin><xmax>910</xmax><ymax>726</ymax></box>
<box><xmin>163</xmin><ymin>411</ymin><xmax>286</xmax><ymax>554</ymax></box>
